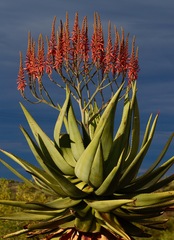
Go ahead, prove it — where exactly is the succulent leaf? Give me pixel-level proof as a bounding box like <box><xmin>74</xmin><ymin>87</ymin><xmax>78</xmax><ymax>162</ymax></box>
<box><xmin>54</xmin><ymin>86</ymin><xmax>71</xmax><ymax>147</ymax></box>
<box><xmin>95</xmin><ymin>149</ymin><xmax>125</xmax><ymax>196</ymax></box>
<box><xmin>100</xmin><ymin>213</ymin><xmax>131</xmax><ymax>240</ymax></box>
<box><xmin>74</xmin><ymin>126</ymin><xmax>104</xmax><ymax>184</ymax></box>
<box><xmin>89</xmin><ymin>142</ymin><xmax>104</xmax><ymax>188</ymax></box>
<box><xmin>85</xmin><ymin>199</ymin><xmax>133</xmax><ymax>212</ymax></box>
<box><xmin>117</xmin><ymin>114</ymin><xmax>159</xmax><ymax>188</ymax></box>
<box><xmin>20</xmin><ymin>103</ymin><xmax>74</xmax><ymax>175</ymax></box>
<box><xmin>0</xmin><ymin>158</ymin><xmax>37</xmax><ymax>189</ymax></box>
<box><xmin>133</xmin><ymin>191</ymin><xmax>174</xmax><ymax>207</ymax></box>
<box><xmin>67</xmin><ymin>98</ymin><xmax>85</xmax><ymax>160</ymax></box>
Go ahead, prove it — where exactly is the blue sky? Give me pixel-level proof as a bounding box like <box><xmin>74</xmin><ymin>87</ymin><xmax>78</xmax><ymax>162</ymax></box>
<box><xmin>0</xmin><ymin>0</ymin><xmax>174</xmax><ymax>179</ymax></box>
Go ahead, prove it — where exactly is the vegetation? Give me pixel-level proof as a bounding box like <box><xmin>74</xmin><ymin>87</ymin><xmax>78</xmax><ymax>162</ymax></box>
<box><xmin>0</xmin><ymin>179</ymin><xmax>174</xmax><ymax>239</ymax></box>
<box><xmin>0</xmin><ymin>12</ymin><xmax>174</xmax><ymax>240</ymax></box>
<box><xmin>0</xmin><ymin>178</ymin><xmax>52</xmax><ymax>239</ymax></box>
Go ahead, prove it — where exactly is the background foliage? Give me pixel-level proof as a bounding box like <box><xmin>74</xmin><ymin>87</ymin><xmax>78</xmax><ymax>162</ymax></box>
<box><xmin>0</xmin><ymin>178</ymin><xmax>173</xmax><ymax>240</ymax></box>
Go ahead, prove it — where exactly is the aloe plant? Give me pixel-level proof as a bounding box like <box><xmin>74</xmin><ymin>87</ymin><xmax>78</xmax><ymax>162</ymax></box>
<box><xmin>0</xmin><ymin>13</ymin><xmax>174</xmax><ymax>240</ymax></box>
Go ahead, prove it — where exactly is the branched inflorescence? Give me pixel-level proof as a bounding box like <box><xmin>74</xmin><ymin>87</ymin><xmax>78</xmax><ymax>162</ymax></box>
<box><xmin>17</xmin><ymin>12</ymin><xmax>139</xmax><ymax>118</ymax></box>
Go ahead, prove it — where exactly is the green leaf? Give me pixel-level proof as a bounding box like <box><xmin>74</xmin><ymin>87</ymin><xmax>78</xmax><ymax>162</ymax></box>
<box><xmin>99</xmin><ymin>212</ymin><xmax>131</xmax><ymax>240</ymax></box>
<box><xmin>124</xmin><ymin>95</ymin><xmax>140</xmax><ymax>167</ymax></box>
<box><xmin>95</xmin><ymin>149</ymin><xmax>125</xmax><ymax>196</ymax></box>
<box><xmin>122</xmin><ymin>156</ymin><xmax>174</xmax><ymax>193</ymax></box>
<box><xmin>0</xmin><ymin>200</ymin><xmax>51</xmax><ymax>210</ymax></box>
<box><xmin>74</xmin><ymin>126</ymin><xmax>104</xmax><ymax>184</ymax></box>
<box><xmin>74</xmin><ymin>208</ymin><xmax>94</xmax><ymax>232</ymax></box>
<box><xmin>140</xmin><ymin>114</ymin><xmax>153</xmax><ymax>148</ymax></box>
<box><xmin>27</xmin><ymin>213</ymin><xmax>74</xmax><ymax>231</ymax></box>
<box><xmin>0</xmin><ymin>211</ymin><xmax>57</xmax><ymax>221</ymax></box>
<box><xmin>145</xmin><ymin>133</ymin><xmax>174</xmax><ymax>175</ymax></box>
<box><xmin>45</xmin><ymin>197</ymin><xmax>81</xmax><ymax>209</ymax></box>
<box><xmin>117</xmin><ymin>114</ymin><xmax>159</xmax><ymax>188</ymax></box>
<box><xmin>117</xmin><ymin>217</ymin><xmax>152</xmax><ymax>238</ymax></box>
<box><xmin>104</xmin><ymin>91</ymin><xmax>131</xmax><ymax>175</ymax></box>
<box><xmin>67</xmin><ymin>98</ymin><xmax>85</xmax><ymax>160</ymax></box>
<box><xmin>0</xmin><ymin>150</ymin><xmax>68</xmax><ymax>196</ymax></box>
<box><xmin>20</xmin><ymin>126</ymin><xmax>59</xmax><ymax>177</ymax></box>
<box><xmin>88</xmin><ymin>101</ymin><xmax>101</xmax><ymax>139</ymax></box>
<box><xmin>89</xmin><ymin>142</ymin><xmax>104</xmax><ymax>188</ymax></box>
<box><xmin>0</xmin><ymin>158</ymin><xmax>38</xmax><ymax>189</ymax></box>
<box><xmin>132</xmin><ymin>191</ymin><xmax>174</xmax><ymax>207</ymax></box>
<box><xmin>59</xmin><ymin>134</ymin><xmax>77</xmax><ymax>167</ymax></box>
<box><xmin>54</xmin><ymin>86</ymin><xmax>70</xmax><ymax>146</ymax></box>
<box><xmin>94</xmin><ymin>82</ymin><xmax>124</xmax><ymax>137</ymax></box>
<box><xmin>20</xmin><ymin>103</ymin><xmax>74</xmax><ymax>175</ymax></box>
<box><xmin>85</xmin><ymin>199</ymin><xmax>133</xmax><ymax>212</ymax></box>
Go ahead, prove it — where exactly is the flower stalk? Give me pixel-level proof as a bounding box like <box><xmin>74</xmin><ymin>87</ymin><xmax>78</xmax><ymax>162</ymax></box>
<box><xmin>17</xmin><ymin>12</ymin><xmax>139</xmax><ymax>127</ymax></box>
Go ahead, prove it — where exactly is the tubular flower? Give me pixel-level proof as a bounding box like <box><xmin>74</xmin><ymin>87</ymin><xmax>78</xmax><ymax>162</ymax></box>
<box><xmin>54</xmin><ymin>21</ymin><xmax>64</xmax><ymax>72</ymax></box>
<box><xmin>17</xmin><ymin>12</ymin><xmax>139</xmax><ymax>101</ymax></box>
<box><xmin>112</xmin><ymin>27</ymin><xmax>119</xmax><ymax>76</ymax></box>
<box><xmin>36</xmin><ymin>34</ymin><xmax>45</xmax><ymax>81</ymax></box>
<box><xmin>25</xmin><ymin>33</ymin><xmax>38</xmax><ymax>80</ymax></box>
<box><xmin>71</xmin><ymin>13</ymin><xmax>81</xmax><ymax>74</ymax></box>
<box><xmin>45</xmin><ymin>41</ymin><xmax>54</xmax><ymax>75</ymax></box>
<box><xmin>48</xmin><ymin>17</ymin><xmax>57</xmax><ymax>57</ymax></box>
<box><xmin>80</xmin><ymin>16</ymin><xmax>89</xmax><ymax>64</ymax></box>
<box><xmin>62</xmin><ymin>12</ymin><xmax>71</xmax><ymax>67</ymax></box>
<box><xmin>127</xmin><ymin>38</ymin><xmax>139</xmax><ymax>84</ymax></box>
<box><xmin>115</xmin><ymin>29</ymin><xmax>129</xmax><ymax>75</ymax></box>
<box><xmin>91</xmin><ymin>13</ymin><xmax>105</xmax><ymax>68</ymax></box>
<box><xmin>71</xmin><ymin>13</ymin><xmax>80</xmax><ymax>60</ymax></box>
<box><xmin>45</xmin><ymin>18</ymin><xmax>57</xmax><ymax>75</ymax></box>
<box><xmin>104</xmin><ymin>21</ymin><xmax>114</xmax><ymax>73</ymax></box>
<box><xmin>17</xmin><ymin>52</ymin><xmax>27</xmax><ymax>92</ymax></box>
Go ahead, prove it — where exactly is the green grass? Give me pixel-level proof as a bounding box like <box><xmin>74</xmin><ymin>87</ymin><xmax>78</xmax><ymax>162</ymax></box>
<box><xmin>0</xmin><ymin>178</ymin><xmax>174</xmax><ymax>240</ymax></box>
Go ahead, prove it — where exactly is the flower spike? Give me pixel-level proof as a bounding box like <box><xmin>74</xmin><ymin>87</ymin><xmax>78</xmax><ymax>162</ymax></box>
<box><xmin>104</xmin><ymin>21</ymin><xmax>113</xmax><ymax>73</ymax></box>
<box><xmin>17</xmin><ymin>52</ymin><xmax>27</xmax><ymax>92</ymax></box>
<box><xmin>128</xmin><ymin>37</ymin><xmax>140</xmax><ymax>84</ymax></box>
<box><xmin>16</xmin><ymin>12</ymin><xmax>139</xmax><ymax>114</ymax></box>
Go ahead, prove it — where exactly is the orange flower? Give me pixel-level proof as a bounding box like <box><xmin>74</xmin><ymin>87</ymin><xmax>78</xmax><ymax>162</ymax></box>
<box><xmin>115</xmin><ymin>29</ymin><xmax>129</xmax><ymax>75</ymax></box>
<box><xmin>48</xmin><ymin>17</ymin><xmax>57</xmax><ymax>56</ymax></box>
<box><xmin>36</xmin><ymin>34</ymin><xmax>45</xmax><ymax>80</ymax></box>
<box><xmin>17</xmin><ymin>52</ymin><xmax>27</xmax><ymax>92</ymax></box>
<box><xmin>80</xmin><ymin>16</ymin><xmax>89</xmax><ymax>64</ymax></box>
<box><xmin>62</xmin><ymin>13</ymin><xmax>71</xmax><ymax>67</ymax></box>
<box><xmin>54</xmin><ymin>21</ymin><xmax>63</xmax><ymax>71</ymax></box>
<box><xmin>91</xmin><ymin>13</ymin><xmax>105</xmax><ymax>68</ymax></box>
<box><xmin>18</xmin><ymin>12</ymin><xmax>139</xmax><ymax>96</ymax></box>
<box><xmin>104</xmin><ymin>21</ymin><xmax>114</xmax><ymax>73</ymax></box>
<box><xmin>127</xmin><ymin>37</ymin><xmax>139</xmax><ymax>84</ymax></box>
<box><xmin>25</xmin><ymin>33</ymin><xmax>38</xmax><ymax>79</ymax></box>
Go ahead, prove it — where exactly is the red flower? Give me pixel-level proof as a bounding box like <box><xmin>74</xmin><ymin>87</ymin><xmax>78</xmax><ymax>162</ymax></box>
<box><xmin>62</xmin><ymin>13</ymin><xmax>71</xmax><ymax>67</ymax></box>
<box><xmin>48</xmin><ymin>17</ymin><xmax>57</xmax><ymax>57</ymax></box>
<box><xmin>104</xmin><ymin>21</ymin><xmax>114</xmax><ymax>73</ymax></box>
<box><xmin>115</xmin><ymin>29</ymin><xmax>129</xmax><ymax>75</ymax></box>
<box><xmin>36</xmin><ymin>34</ymin><xmax>45</xmax><ymax>81</ymax></box>
<box><xmin>80</xmin><ymin>16</ymin><xmax>89</xmax><ymax>64</ymax></box>
<box><xmin>17</xmin><ymin>12</ymin><xmax>140</xmax><ymax>96</ymax></box>
<box><xmin>25</xmin><ymin>33</ymin><xmax>38</xmax><ymax>79</ymax></box>
<box><xmin>54</xmin><ymin>20</ymin><xmax>63</xmax><ymax>71</ymax></box>
<box><xmin>17</xmin><ymin>52</ymin><xmax>27</xmax><ymax>92</ymax></box>
<box><xmin>127</xmin><ymin>37</ymin><xmax>139</xmax><ymax>84</ymax></box>
<box><xmin>91</xmin><ymin>13</ymin><xmax>105</xmax><ymax>69</ymax></box>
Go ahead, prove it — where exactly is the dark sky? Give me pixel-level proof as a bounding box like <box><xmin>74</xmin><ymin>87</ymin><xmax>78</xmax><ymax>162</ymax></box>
<box><xmin>0</xmin><ymin>0</ymin><xmax>174</xmax><ymax>179</ymax></box>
